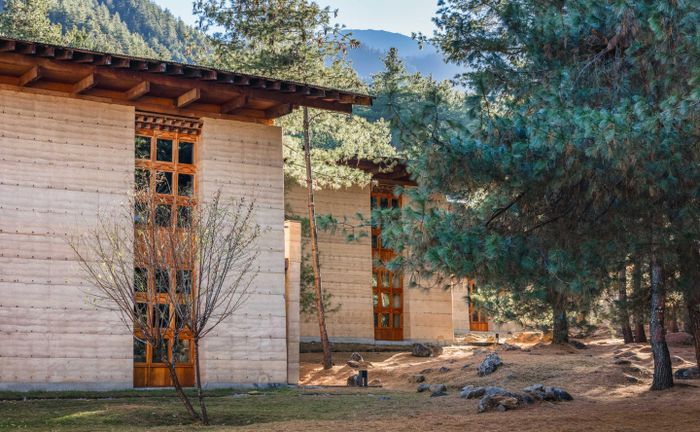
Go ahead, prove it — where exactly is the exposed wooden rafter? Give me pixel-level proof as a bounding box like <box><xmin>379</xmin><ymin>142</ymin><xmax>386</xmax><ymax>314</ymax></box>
<box><xmin>71</xmin><ymin>73</ymin><xmax>96</xmax><ymax>95</ymax></box>
<box><xmin>176</xmin><ymin>88</ymin><xmax>200</xmax><ymax>108</ymax></box>
<box><xmin>18</xmin><ymin>66</ymin><xmax>41</xmax><ymax>87</ymax></box>
<box><xmin>221</xmin><ymin>95</ymin><xmax>248</xmax><ymax>114</ymax></box>
<box><xmin>125</xmin><ymin>80</ymin><xmax>150</xmax><ymax>100</ymax></box>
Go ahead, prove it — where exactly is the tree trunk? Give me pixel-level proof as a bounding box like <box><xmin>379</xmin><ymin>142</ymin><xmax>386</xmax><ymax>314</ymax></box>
<box><xmin>617</xmin><ymin>267</ymin><xmax>634</xmax><ymax>344</ymax></box>
<box><xmin>193</xmin><ymin>339</ymin><xmax>209</xmax><ymax>425</ymax></box>
<box><xmin>167</xmin><ymin>360</ymin><xmax>200</xmax><ymax>420</ymax></box>
<box><xmin>686</xmin><ymin>292</ymin><xmax>700</xmax><ymax>366</ymax></box>
<box><xmin>649</xmin><ymin>255</ymin><xmax>673</xmax><ymax>390</ymax></box>
<box><xmin>302</xmin><ymin>106</ymin><xmax>333</xmax><ymax>370</ymax></box>
<box><xmin>632</xmin><ymin>258</ymin><xmax>647</xmax><ymax>343</ymax></box>
<box><xmin>551</xmin><ymin>292</ymin><xmax>569</xmax><ymax>344</ymax></box>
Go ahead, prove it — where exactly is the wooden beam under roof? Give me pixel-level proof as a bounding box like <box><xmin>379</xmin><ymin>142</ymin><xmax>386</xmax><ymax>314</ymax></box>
<box><xmin>265</xmin><ymin>103</ymin><xmax>293</xmax><ymax>119</ymax></box>
<box><xmin>18</xmin><ymin>66</ymin><xmax>41</xmax><ymax>87</ymax></box>
<box><xmin>71</xmin><ymin>73</ymin><xmax>96</xmax><ymax>94</ymax></box>
<box><xmin>176</xmin><ymin>88</ymin><xmax>200</xmax><ymax>108</ymax></box>
<box><xmin>125</xmin><ymin>80</ymin><xmax>150</xmax><ymax>100</ymax></box>
<box><xmin>221</xmin><ymin>95</ymin><xmax>248</xmax><ymax>114</ymax></box>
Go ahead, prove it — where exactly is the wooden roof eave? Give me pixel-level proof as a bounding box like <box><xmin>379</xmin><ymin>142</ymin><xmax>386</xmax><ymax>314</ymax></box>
<box><xmin>0</xmin><ymin>37</ymin><xmax>372</xmax><ymax>123</ymax></box>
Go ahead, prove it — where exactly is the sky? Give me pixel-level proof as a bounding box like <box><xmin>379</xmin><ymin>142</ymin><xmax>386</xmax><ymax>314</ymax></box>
<box><xmin>151</xmin><ymin>0</ymin><xmax>439</xmax><ymax>36</ymax></box>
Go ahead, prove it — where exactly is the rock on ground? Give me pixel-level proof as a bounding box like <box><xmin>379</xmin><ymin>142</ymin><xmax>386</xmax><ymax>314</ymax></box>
<box><xmin>570</xmin><ymin>340</ymin><xmax>588</xmax><ymax>349</ymax></box>
<box><xmin>411</xmin><ymin>343</ymin><xmax>443</xmax><ymax>357</ymax></box>
<box><xmin>477</xmin><ymin>353</ymin><xmax>503</xmax><ymax>376</ymax></box>
<box><xmin>477</xmin><ymin>395</ymin><xmax>520</xmax><ymax>413</ymax></box>
<box><xmin>417</xmin><ymin>383</ymin><xmax>431</xmax><ymax>393</ymax></box>
<box><xmin>368</xmin><ymin>379</ymin><xmax>382</xmax><ymax>387</ymax></box>
<box><xmin>346</xmin><ymin>375</ymin><xmax>360</xmax><ymax>387</ymax></box>
<box><xmin>675</xmin><ymin>367</ymin><xmax>700</xmax><ymax>380</ymax></box>
<box><xmin>349</xmin><ymin>352</ymin><xmax>363</xmax><ymax>362</ymax></box>
<box><xmin>429</xmin><ymin>383</ymin><xmax>447</xmax><ymax>397</ymax></box>
<box><xmin>523</xmin><ymin>384</ymin><xmax>573</xmax><ymax>402</ymax></box>
<box><xmin>409</xmin><ymin>374</ymin><xmax>426</xmax><ymax>383</ymax></box>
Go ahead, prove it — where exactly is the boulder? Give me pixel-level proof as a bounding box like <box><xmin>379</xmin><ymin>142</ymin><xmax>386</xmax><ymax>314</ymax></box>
<box><xmin>614</xmin><ymin>359</ymin><xmax>632</xmax><ymax>366</ymax></box>
<box><xmin>477</xmin><ymin>395</ymin><xmax>520</xmax><ymax>413</ymax></box>
<box><xmin>570</xmin><ymin>340</ymin><xmax>587</xmax><ymax>350</ymax></box>
<box><xmin>439</xmin><ymin>366</ymin><xmax>451</xmax><ymax>373</ymax></box>
<box><xmin>671</xmin><ymin>355</ymin><xmax>686</xmax><ymax>365</ymax></box>
<box><xmin>429</xmin><ymin>383</ymin><xmax>447</xmax><ymax>397</ymax></box>
<box><xmin>477</xmin><ymin>353</ymin><xmax>503</xmax><ymax>376</ymax></box>
<box><xmin>417</xmin><ymin>383</ymin><xmax>431</xmax><ymax>393</ymax></box>
<box><xmin>420</xmin><ymin>368</ymin><xmax>434</xmax><ymax>374</ymax></box>
<box><xmin>346</xmin><ymin>360</ymin><xmax>362</xmax><ymax>369</ymax></box>
<box><xmin>523</xmin><ymin>384</ymin><xmax>572</xmax><ymax>402</ymax></box>
<box><xmin>346</xmin><ymin>375</ymin><xmax>360</xmax><ymax>387</ymax></box>
<box><xmin>501</xmin><ymin>343</ymin><xmax>520</xmax><ymax>351</ymax></box>
<box><xmin>460</xmin><ymin>386</ymin><xmax>485</xmax><ymax>399</ymax></box>
<box><xmin>349</xmin><ymin>352</ymin><xmax>364</xmax><ymax>362</ymax></box>
<box><xmin>624</xmin><ymin>374</ymin><xmax>641</xmax><ymax>383</ymax></box>
<box><xmin>431</xmin><ymin>345</ymin><xmax>444</xmax><ymax>356</ymax></box>
<box><xmin>368</xmin><ymin>379</ymin><xmax>382</xmax><ymax>387</ymax></box>
<box><xmin>412</xmin><ymin>343</ymin><xmax>433</xmax><ymax>357</ymax></box>
<box><xmin>410</xmin><ymin>374</ymin><xmax>426</xmax><ymax>383</ymax></box>
<box><xmin>675</xmin><ymin>367</ymin><xmax>700</xmax><ymax>380</ymax></box>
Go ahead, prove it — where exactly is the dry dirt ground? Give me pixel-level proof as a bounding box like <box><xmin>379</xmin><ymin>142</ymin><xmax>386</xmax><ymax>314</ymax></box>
<box><xmin>278</xmin><ymin>335</ymin><xmax>700</xmax><ymax>432</ymax></box>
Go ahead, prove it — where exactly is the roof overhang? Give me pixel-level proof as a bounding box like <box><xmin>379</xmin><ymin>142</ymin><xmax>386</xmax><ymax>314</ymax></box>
<box><xmin>0</xmin><ymin>37</ymin><xmax>372</xmax><ymax>124</ymax></box>
<box><xmin>348</xmin><ymin>158</ymin><xmax>417</xmax><ymax>186</ymax></box>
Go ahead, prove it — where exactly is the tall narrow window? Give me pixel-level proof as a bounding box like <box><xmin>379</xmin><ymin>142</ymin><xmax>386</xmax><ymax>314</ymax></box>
<box><xmin>371</xmin><ymin>187</ymin><xmax>403</xmax><ymax>341</ymax></box>
<box><xmin>133</xmin><ymin>116</ymin><xmax>199</xmax><ymax>388</ymax></box>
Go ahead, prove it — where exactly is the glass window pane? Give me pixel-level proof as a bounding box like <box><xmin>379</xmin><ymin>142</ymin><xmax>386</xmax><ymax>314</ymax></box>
<box><xmin>393</xmin><ymin>314</ymin><xmax>401</xmax><ymax>328</ymax></box>
<box><xmin>176</xmin><ymin>270</ymin><xmax>192</xmax><ymax>294</ymax></box>
<box><xmin>134</xmin><ymin>267</ymin><xmax>148</xmax><ymax>292</ymax></box>
<box><xmin>380</xmin><ymin>198</ymin><xmax>388</xmax><ymax>208</ymax></box>
<box><xmin>177</xmin><ymin>174</ymin><xmax>194</xmax><ymax>197</ymax></box>
<box><xmin>134</xmin><ymin>303</ymin><xmax>148</xmax><ymax>326</ymax></box>
<box><xmin>135</xmin><ymin>136</ymin><xmax>151</xmax><ymax>159</ymax></box>
<box><xmin>381</xmin><ymin>293</ymin><xmax>390</xmax><ymax>307</ymax></box>
<box><xmin>155</xmin><ymin>171</ymin><xmax>173</xmax><ymax>195</ymax></box>
<box><xmin>177</xmin><ymin>206</ymin><xmax>191</xmax><ymax>228</ymax></box>
<box><xmin>370</xmin><ymin>196</ymin><xmax>377</xmax><ymax>208</ymax></box>
<box><xmin>155</xmin><ymin>204</ymin><xmax>172</xmax><ymax>227</ymax></box>
<box><xmin>135</xmin><ymin>169</ymin><xmax>150</xmax><ymax>192</ymax></box>
<box><xmin>393</xmin><ymin>273</ymin><xmax>401</xmax><ymax>288</ymax></box>
<box><xmin>134</xmin><ymin>201</ymin><xmax>149</xmax><ymax>225</ymax></box>
<box><xmin>382</xmin><ymin>272</ymin><xmax>389</xmax><ymax>288</ymax></box>
<box><xmin>178</xmin><ymin>142</ymin><xmax>194</xmax><ymax>164</ymax></box>
<box><xmin>156</xmin><ymin>138</ymin><xmax>173</xmax><ymax>162</ymax></box>
<box><xmin>392</xmin><ymin>199</ymin><xmax>399</xmax><ymax>208</ymax></box>
<box><xmin>393</xmin><ymin>294</ymin><xmax>401</xmax><ymax>308</ymax></box>
<box><xmin>133</xmin><ymin>338</ymin><xmax>147</xmax><ymax>363</ymax></box>
<box><xmin>155</xmin><ymin>269</ymin><xmax>170</xmax><ymax>293</ymax></box>
<box><xmin>371</xmin><ymin>234</ymin><xmax>378</xmax><ymax>249</ymax></box>
<box><xmin>374</xmin><ymin>313</ymin><xmax>378</xmax><ymax>327</ymax></box>
<box><xmin>152</xmin><ymin>340</ymin><xmax>168</xmax><ymax>363</ymax></box>
<box><xmin>381</xmin><ymin>314</ymin><xmax>390</xmax><ymax>328</ymax></box>
<box><xmin>371</xmin><ymin>273</ymin><xmax>377</xmax><ymax>288</ymax></box>
<box><xmin>173</xmin><ymin>339</ymin><xmax>191</xmax><ymax>364</ymax></box>
<box><xmin>156</xmin><ymin>303</ymin><xmax>170</xmax><ymax>329</ymax></box>
<box><xmin>372</xmin><ymin>292</ymin><xmax>378</xmax><ymax>307</ymax></box>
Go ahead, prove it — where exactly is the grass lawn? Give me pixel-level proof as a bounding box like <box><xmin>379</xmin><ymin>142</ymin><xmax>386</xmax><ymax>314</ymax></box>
<box><xmin>0</xmin><ymin>387</ymin><xmax>420</xmax><ymax>431</ymax></box>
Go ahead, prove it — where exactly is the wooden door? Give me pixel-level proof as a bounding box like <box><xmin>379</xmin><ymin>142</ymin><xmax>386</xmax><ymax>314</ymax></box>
<box><xmin>371</xmin><ymin>189</ymin><xmax>403</xmax><ymax>341</ymax></box>
<box><xmin>468</xmin><ymin>280</ymin><xmax>489</xmax><ymax>332</ymax></box>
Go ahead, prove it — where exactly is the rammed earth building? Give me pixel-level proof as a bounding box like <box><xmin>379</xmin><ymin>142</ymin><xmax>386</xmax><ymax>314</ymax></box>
<box><xmin>0</xmin><ymin>37</ymin><xmax>368</xmax><ymax>390</ymax></box>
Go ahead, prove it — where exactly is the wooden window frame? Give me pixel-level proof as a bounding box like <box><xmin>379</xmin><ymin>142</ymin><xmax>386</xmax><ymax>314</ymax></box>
<box><xmin>371</xmin><ymin>188</ymin><xmax>403</xmax><ymax>341</ymax></box>
<box><xmin>133</xmin><ymin>127</ymin><xmax>198</xmax><ymax>387</ymax></box>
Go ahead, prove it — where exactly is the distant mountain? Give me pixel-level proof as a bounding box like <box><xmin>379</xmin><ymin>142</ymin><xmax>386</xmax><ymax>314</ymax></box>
<box><xmin>344</xmin><ymin>29</ymin><xmax>463</xmax><ymax>82</ymax></box>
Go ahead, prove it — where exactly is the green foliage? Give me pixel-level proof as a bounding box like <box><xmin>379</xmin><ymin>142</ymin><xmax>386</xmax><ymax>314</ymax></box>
<box><xmin>379</xmin><ymin>0</ymin><xmax>700</xmax><ymax>336</ymax></box>
<box><xmin>0</xmin><ymin>0</ymin><xmax>63</xmax><ymax>42</ymax></box>
<box><xmin>194</xmin><ymin>0</ymin><xmax>394</xmax><ymax>190</ymax></box>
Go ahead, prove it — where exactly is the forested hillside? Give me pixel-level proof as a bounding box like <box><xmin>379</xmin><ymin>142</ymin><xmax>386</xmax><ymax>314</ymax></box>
<box><xmin>0</xmin><ymin>0</ymin><xmax>208</xmax><ymax>61</ymax></box>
